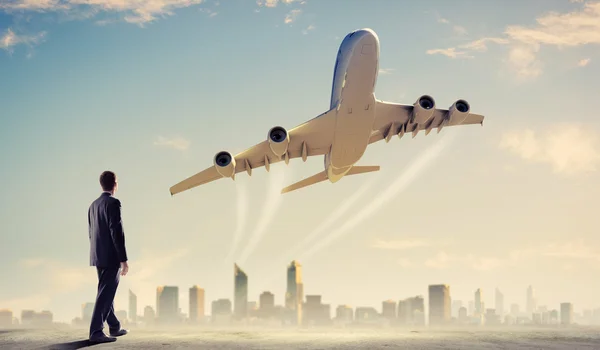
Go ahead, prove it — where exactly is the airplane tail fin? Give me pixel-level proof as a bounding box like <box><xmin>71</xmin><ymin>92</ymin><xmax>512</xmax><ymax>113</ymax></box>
<box><xmin>280</xmin><ymin>165</ymin><xmax>380</xmax><ymax>194</ymax></box>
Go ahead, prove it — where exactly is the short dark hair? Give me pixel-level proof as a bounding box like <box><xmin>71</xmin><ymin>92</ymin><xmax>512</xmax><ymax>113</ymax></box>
<box><xmin>99</xmin><ymin>171</ymin><xmax>117</xmax><ymax>191</ymax></box>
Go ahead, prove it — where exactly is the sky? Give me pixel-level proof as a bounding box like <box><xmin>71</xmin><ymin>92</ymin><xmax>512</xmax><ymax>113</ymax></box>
<box><xmin>0</xmin><ymin>0</ymin><xmax>599</xmax><ymax>324</ymax></box>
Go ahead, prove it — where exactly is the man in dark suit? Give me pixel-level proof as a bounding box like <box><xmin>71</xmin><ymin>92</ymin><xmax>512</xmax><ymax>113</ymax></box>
<box><xmin>88</xmin><ymin>171</ymin><xmax>129</xmax><ymax>344</ymax></box>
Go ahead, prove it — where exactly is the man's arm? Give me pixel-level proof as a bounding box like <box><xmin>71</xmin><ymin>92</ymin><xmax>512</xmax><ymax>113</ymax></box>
<box><xmin>108</xmin><ymin>199</ymin><xmax>128</xmax><ymax>263</ymax></box>
<box><xmin>88</xmin><ymin>207</ymin><xmax>91</xmax><ymax>240</ymax></box>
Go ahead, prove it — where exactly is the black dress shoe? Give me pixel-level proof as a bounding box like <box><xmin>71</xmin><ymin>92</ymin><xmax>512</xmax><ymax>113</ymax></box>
<box><xmin>89</xmin><ymin>334</ymin><xmax>117</xmax><ymax>344</ymax></box>
<box><xmin>109</xmin><ymin>329</ymin><xmax>128</xmax><ymax>337</ymax></box>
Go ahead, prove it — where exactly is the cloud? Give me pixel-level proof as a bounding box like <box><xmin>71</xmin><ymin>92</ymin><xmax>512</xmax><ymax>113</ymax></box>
<box><xmin>284</xmin><ymin>8</ymin><xmax>301</xmax><ymax>24</ymax></box>
<box><xmin>424</xmin><ymin>252</ymin><xmax>505</xmax><ymax>271</ymax></box>
<box><xmin>199</xmin><ymin>7</ymin><xmax>217</xmax><ymax>17</ymax></box>
<box><xmin>397</xmin><ymin>258</ymin><xmax>413</xmax><ymax>268</ymax></box>
<box><xmin>427</xmin><ymin>2</ymin><xmax>600</xmax><ymax>79</ymax></box>
<box><xmin>434</xmin><ymin>16</ymin><xmax>467</xmax><ymax>36</ymax></box>
<box><xmin>0</xmin><ymin>0</ymin><xmax>206</xmax><ymax>25</ymax></box>
<box><xmin>301</xmin><ymin>24</ymin><xmax>315</xmax><ymax>35</ymax></box>
<box><xmin>427</xmin><ymin>37</ymin><xmax>509</xmax><ymax>59</ymax></box>
<box><xmin>18</xmin><ymin>257</ymin><xmax>96</xmax><ymax>294</ymax></box>
<box><xmin>256</xmin><ymin>0</ymin><xmax>304</xmax><ymax>7</ymax></box>
<box><xmin>415</xmin><ymin>238</ymin><xmax>600</xmax><ymax>272</ymax></box>
<box><xmin>1</xmin><ymin>28</ymin><xmax>46</xmax><ymax>52</ymax></box>
<box><xmin>378</xmin><ymin>68</ymin><xmax>395</xmax><ymax>75</ymax></box>
<box><xmin>499</xmin><ymin>124</ymin><xmax>600</xmax><ymax>175</ymax></box>
<box><xmin>371</xmin><ymin>239</ymin><xmax>429</xmax><ymax>250</ymax></box>
<box><xmin>426</xmin><ymin>48</ymin><xmax>473</xmax><ymax>59</ymax></box>
<box><xmin>453</xmin><ymin>25</ymin><xmax>467</xmax><ymax>36</ymax></box>
<box><xmin>578</xmin><ymin>58</ymin><xmax>591</xmax><ymax>66</ymax></box>
<box><xmin>153</xmin><ymin>136</ymin><xmax>190</xmax><ymax>151</ymax></box>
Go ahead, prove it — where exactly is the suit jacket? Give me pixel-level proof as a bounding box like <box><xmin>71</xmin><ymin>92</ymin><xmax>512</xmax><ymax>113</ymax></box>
<box><xmin>89</xmin><ymin>192</ymin><xmax>128</xmax><ymax>267</ymax></box>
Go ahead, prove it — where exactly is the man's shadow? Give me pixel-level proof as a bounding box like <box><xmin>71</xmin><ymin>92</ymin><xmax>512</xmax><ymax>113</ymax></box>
<box><xmin>44</xmin><ymin>340</ymin><xmax>100</xmax><ymax>350</ymax></box>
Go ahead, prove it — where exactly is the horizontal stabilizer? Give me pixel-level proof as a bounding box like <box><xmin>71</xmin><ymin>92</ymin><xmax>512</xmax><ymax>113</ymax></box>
<box><xmin>346</xmin><ymin>165</ymin><xmax>380</xmax><ymax>175</ymax></box>
<box><xmin>280</xmin><ymin>165</ymin><xmax>380</xmax><ymax>194</ymax></box>
<box><xmin>281</xmin><ymin>171</ymin><xmax>328</xmax><ymax>194</ymax></box>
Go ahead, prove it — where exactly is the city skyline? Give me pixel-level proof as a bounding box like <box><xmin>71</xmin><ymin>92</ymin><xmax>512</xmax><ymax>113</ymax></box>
<box><xmin>1</xmin><ymin>0</ymin><xmax>599</xmax><ymax>323</ymax></box>
<box><xmin>1</xmin><ymin>259</ymin><xmax>593</xmax><ymax>327</ymax></box>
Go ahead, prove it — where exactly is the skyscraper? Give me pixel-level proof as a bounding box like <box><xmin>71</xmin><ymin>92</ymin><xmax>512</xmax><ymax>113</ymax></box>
<box><xmin>234</xmin><ymin>263</ymin><xmax>248</xmax><ymax>320</ymax></box>
<box><xmin>452</xmin><ymin>300</ymin><xmax>463</xmax><ymax>319</ymax></box>
<box><xmin>495</xmin><ymin>288</ymin><xmax>504</xmax><ymax>317</ymax></box>
<box><xmin>428</xmin><ymin>284</ymin><xmax>451</xmax><ymax>326</ymax></box>
<box><xmin>189</xmin><ymin>285</ymin><xmax>205</xmax><ymax>323</ymax></box>
<box><xmin>259</xmin><ymin>291</ymin><xmax>275</xmax><ymax>319</ymax></box>
<box><xmin>382</xmin><ymin>300</ymin><xmax>397</xmax><ymax>320</ymax></box>
<box><xmin>129</xmin><ymin>290</ymin><xmax>137</xmax><ymax>323</ymax></box>
<box><xmin>561</xmin><ymin>303</ymin><xmax>573</xmax><ymax>325</ymax></box>
<box><xmin>286</xmin><ymin>260</ymin><xmax>303</xmax><ymax>325</ymax></box>
<box><xmin>144</xmin><ymin>306</ymin><xmax>155</xmax><ymax>325</ymax></box>
<box><xmin>527</xmin><ymin>285</ymin><xmax>537</xmax><ymax>315</ymax></box>
<box><xmin>475</xmin><ymin>288</ymin><xmax>483</xmax><ymax>316</ymax></box>
<box><xmin>0</xmin><ymin>310</ymin><xmax>13</xmax><ymax>328</ymax></box>
<box><xmin>156</xmin><ymin>286</ymin><xmax>179</xmax><ymax>324</ymax></box>
<box><xmin>81</xmin><ymin>303</ymin><xmax>94</xmax><ymax>324</ymax></box>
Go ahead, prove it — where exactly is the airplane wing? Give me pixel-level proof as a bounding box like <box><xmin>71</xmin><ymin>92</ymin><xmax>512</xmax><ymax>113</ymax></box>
<box><xmin>368</xmin><ymin>100</ymin><xmax>485</xmax><ymax>144</ymax></box>
<box><xmin>169</xmin><ymin>108</ymin><xmax>338</xmax><ymax>196</ymax></box>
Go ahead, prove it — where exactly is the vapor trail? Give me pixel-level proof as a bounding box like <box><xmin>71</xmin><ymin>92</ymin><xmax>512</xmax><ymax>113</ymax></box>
<box><xmin>224</xmin><ymin>181</ymin><xmax>248</xmax><ymax>263</ymax></box>
<box><xmin>259</xmin><ymin>178</ymin><xmax>377</xmax><ymax>287</ymax></box>
<box><xmin>279</xmin><ymin>178</ymin><xmax>376</xmax><ymax>261</ymax></box>
<box><xmin>236</xmin><ymin>166</ymin><xmax>287</xmax><ymax>264</ymax></box>
<box><xmin>298</xmin><ymin>133</ymin><xmax>456</xmax><ymax>261</ymax></box>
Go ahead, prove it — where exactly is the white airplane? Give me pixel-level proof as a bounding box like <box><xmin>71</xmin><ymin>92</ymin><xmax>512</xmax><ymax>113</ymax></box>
<box><xmin>170</xmin><ymin>28</ymin><xmax>485</xmax><ymax>196</ymax></box>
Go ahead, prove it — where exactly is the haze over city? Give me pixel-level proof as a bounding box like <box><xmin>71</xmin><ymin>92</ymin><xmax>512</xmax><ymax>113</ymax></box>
<box><xmin>1</xmin><ymin>0</ymin><xmax>599</xmax><ymax>333</ymax></box>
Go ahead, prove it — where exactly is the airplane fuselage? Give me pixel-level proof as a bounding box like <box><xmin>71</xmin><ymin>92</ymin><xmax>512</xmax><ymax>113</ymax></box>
<box><xmin>325</xmin><ymin>29</ymin><xmax>380</xmax><ymax>183</ymax></box>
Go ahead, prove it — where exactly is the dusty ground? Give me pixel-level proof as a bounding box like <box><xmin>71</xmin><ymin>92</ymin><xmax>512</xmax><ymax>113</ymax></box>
<box><xmin>2</xmin><ymin>327</ymin><xmax>600</xmax><ymax>349</ymax></box>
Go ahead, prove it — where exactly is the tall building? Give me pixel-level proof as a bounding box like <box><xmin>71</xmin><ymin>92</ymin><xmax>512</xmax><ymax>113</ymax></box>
<box><xmin>510</xmin><ymin>303</ymin><xmax>520</xmax><ymax>316</ymax></box>
<box><xmin>526</xmin><ymin>285</ymin><xmax>536</xmax><ymax>316</ymax></box>
<box><xmin>561</xmin><ymin>303</ymin><xmax>573</xmax><ymax>325</ymax></box>
<box><xmin>286</xmin><ymin>260</ymin><xmax>303</xmax><ymax>325</ymax></box>
<box><xmin>82</xmin><ymin>303</ymin><xmax>94</xmax><ymax>324</ymax></box>
<box><xmin>21</xmin><ymin>310</ymin><xmax>52</xmax><ymax>326</ymax></box>
<box><xmin>0</xmin><ymin>309</ymin><xmax>13</xmax><ymax>328</ymax></box>
<box><xmin>144</xmin><ymin>306</ymin><xmax>155</xmax><ymax>324</ymax></box>
<box><xmin>452</xmin><ymin>300</ymin><xmax>463</xmax><ymax>319</ymax></box>
<box><xmin>428</xmin><ymin>284</ymin><xmax>451</xmax><ymax>326</ymax></box>
<box><xmin>335</xmin><ymin>305</ymin><xmax>353</xmax><ymax>323</ymax></box>
<box><xmin>189</xmin><ymin>285</ymin><xmax>205</xmax><ymax>323</ymax></box>
<box><xmin>259</xmin><ymin>291</ymin><xmax>275</xmax><ymax>319</ymax></box>
<box><xmin>156</xmin><ymin>286</ymin><xmax>179</xmax><ymax>324</ymax></box>
<box><xmin>382</xmin><ymin>300</ymin><xmax>397</xmax><ymax>320</ymax></box>
<box><xmin>211</xmin><ymin>298</ymin><xmax>232</xmax><ymax>325</ymax></box>
<box><xmin>355</xmin><ymin>307</ymin><xmax>379</xmax><ymax>323</ymax></box>
<box><xmin>398</xmin><ymin>296</ymin><xmax>425</xmax><ymax>325</ymax></box>
<box><xmin>129</xmin><ymin>290</ymin><xmax>137</xmax><ymax>323</ymax></box>
<box><xmin>495</xmin><ymin>288</ymin><xmax>504</xmax><ymax>317</ymax></box>
<box><xmin>303</xmin><ymin>295</ymin><xmax>330</xmax><ymax>326</ymax></box>
<box><xmin>116</xmin><ymin>310</ymin><xmax>128</xmax><ymax>323</ymax></box>
<box><xmin>234</xmin><ymin>264</ymin><xmax>248</xmax><ymax>320</ymax></box>
<box><xmin>474</xmin><ymin>288</ymin><xmax>483</xmax><ymax>316</ymax></box>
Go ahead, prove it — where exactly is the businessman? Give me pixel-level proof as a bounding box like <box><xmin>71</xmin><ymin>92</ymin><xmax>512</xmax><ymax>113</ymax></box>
<box><xmin>88</xmin><ymin>171</ymin><xmax>129</xmax><ymax>344</ymax></box>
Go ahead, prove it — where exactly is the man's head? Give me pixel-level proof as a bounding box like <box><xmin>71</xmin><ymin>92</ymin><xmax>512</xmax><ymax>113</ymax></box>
<box><xmin>99</xmin><ymin>171</ymin><xmax>118</xmax><ymax>194</ymax></box>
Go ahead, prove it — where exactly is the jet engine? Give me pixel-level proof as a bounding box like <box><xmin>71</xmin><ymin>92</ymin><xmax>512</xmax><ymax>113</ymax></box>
<box><xmin>267</xmin><ymin>126</ymin><xmax>290</xmax><ymax>157</ymax></box>
<box><xmin>447</xmin><ymin>99</ymin><xmax>470</xmax><ymax>124</ymax></box>
<box><xmin>411</xmin><ymin>95</ymin><xmax>436</xmax><ymax>124</ymax></box>
<box><xmin>213</xmin><ymin>151</ymin><xmax>236</xmax><ymax>178</ymax></box>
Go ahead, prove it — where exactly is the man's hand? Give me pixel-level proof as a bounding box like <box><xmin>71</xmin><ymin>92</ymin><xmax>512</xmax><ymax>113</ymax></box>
<box><xmin>120</xmin><ymin>261</ymin><xmax>129</xmax><ymax>276</ymax></box>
